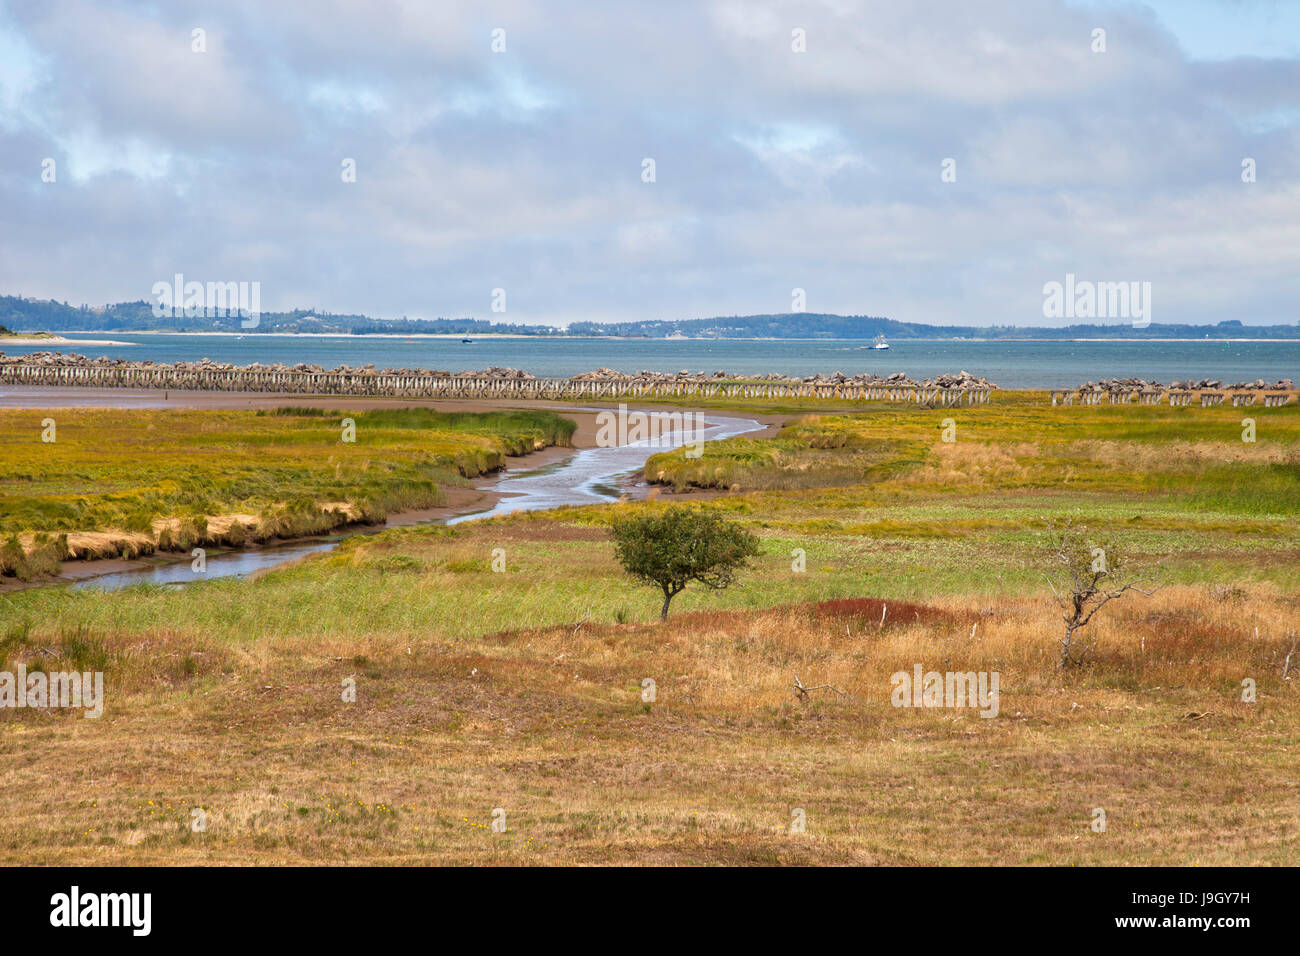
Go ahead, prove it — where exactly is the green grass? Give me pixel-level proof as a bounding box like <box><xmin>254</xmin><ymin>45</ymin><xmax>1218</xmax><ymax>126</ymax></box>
<box><xmin>1</xmin><ymin>395</ymin><xmax>1297</xmax><ymax>865</ymax></box>
<box><xmin>644</xmin><ymin>393</ymin><xmax>1300</xmax><ymax>516</ymax></box>
<box><xmin>0</xmin><ymin>406</ymin><xmax>576</xmax><ymax>538</ymax></box>
<box><xmin>4</xmin><ymin>493</ymin><xmax>1297</xmax><ymax>643</ymax></box>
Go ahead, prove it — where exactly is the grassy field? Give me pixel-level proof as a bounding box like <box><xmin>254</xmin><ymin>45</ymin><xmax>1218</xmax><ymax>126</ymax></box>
<box><xmin>0</xmin><ymin>406</ymin><xmax>576</xmax><ymax>577</ymax></box>
<box><xmin>0</xmin><ymin>392</ymin><xmax>1296</xmax><ymax>864</ymax></box>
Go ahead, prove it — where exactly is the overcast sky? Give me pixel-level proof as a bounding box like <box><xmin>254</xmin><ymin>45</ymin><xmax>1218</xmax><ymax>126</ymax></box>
<box><xmin>1</xmin><ymin>0</ymin><xmax>1297</xmax><ymax>327</ymax></box>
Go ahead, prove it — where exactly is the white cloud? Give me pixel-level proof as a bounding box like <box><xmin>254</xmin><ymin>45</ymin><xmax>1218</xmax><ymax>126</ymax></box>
<box><xmin>0</xmin><ymin>0</ymin><xmax>1296</xmax><ymax>325</ymax></box>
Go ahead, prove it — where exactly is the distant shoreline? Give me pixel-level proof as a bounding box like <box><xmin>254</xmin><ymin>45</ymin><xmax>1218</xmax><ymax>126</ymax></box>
<box><xmin>33</xmin><ymin>330</ymin><xmax>1300</xmax><ymax>344</ymax></box>
<box><xmin>54</xmin><ymin>330</ymin><xmax>540</xmax><ymax>340</ymax></box>
<box><xmin>1</xmin><ymin>334</ymin><xmax>135</xmax><ymax>346</ymax></box>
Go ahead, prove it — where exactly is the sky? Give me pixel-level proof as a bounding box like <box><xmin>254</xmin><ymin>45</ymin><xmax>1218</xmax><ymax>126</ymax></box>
<box><xmin>0</xmin><ymin>0</ymin><xmax>1297</xmax><ymax>328</ymax></box>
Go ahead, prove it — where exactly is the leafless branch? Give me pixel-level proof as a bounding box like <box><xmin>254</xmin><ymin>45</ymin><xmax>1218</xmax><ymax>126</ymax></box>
<box><xmin>792</xmin><ymin>672</ymin><xmax>847</xmax><ymax>702</ymax></box>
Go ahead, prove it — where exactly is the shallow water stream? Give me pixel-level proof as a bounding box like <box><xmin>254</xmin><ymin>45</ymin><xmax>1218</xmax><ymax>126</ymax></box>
<box><xmin>69</xmin><ymin>411</ymin><xmax>765</xmax><ymax>591</ymax></box>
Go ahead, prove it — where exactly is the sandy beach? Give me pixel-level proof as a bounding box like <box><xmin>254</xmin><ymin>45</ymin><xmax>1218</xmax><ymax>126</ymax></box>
<box><xmin>0</xmin><ymin>335</ymin><xmax>135</xmax><ymax>346</ymax></box>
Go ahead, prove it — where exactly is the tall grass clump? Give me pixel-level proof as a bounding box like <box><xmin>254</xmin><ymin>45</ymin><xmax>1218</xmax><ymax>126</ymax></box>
<box><xmin>0</xmin><ymin>533</ymin><xmax>67</xmax><ymax>580</ymax></box>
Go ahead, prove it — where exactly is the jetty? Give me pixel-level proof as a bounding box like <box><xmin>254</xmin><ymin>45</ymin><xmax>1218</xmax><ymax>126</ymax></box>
<box><xmin>0</xmin><ymin>354</ymin><xmax>997</xmax><ymax>405</ymax></box>
<box><xmin>1049</xmin><ymin>377</ymin><xmax>1296</xmax><ymax>409</ymax></box>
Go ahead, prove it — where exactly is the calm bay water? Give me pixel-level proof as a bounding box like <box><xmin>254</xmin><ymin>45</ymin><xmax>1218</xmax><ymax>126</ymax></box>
<box><xmin>6</xmin><ymin>333</ymin><xmax>1299</xmax><ymax>389</ymax></box>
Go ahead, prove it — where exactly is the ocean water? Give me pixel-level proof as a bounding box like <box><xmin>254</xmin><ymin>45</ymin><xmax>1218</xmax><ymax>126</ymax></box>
<box><xmin>5</xmin><ymin>333</ymin><xmax>1299</xmax><ymax>389</ymax></box>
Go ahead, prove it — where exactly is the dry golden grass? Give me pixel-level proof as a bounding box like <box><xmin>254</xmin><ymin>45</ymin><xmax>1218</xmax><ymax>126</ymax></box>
<box><xmin>3</xmin><ymin>395</ymin><xmax>1296</xmax><ymax>865</ymax></box>
<box><xmin>27</xmin><ymin>530</ymin><xmax>155</xmax><ymax>562</ymax></box>
<box><xmin>2</xmin><ymin>577</ymin><xmax>1295</xmax><ymax>865</ymax></box>
<box><xmin>1066</xmin><ymin>439</ymin><xmax>1299</xmax><ymax>469</ymax></box>
<box><xmin>908</xmin><ymin>441</ymin><xmax>1038</xmax><ymax>488</ymax></box>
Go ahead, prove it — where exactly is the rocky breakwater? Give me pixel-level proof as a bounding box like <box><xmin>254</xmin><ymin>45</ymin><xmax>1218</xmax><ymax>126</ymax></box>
<box><xmin>1057</xmin><ymin>376</ymin><xmax>1296</xmax><ymax>407</ymax></box>
<box><xmin>572</xmin><ymin>366</ymin><xmax>994</xmax><ymax>388</ymax></box>
<box><xmin>1</xmin><ymin>351</ymin><xmax>457</xmax><ymax>377</ymax></box>
<box><xmin>0</xmin><ymin>352</ymin><xmax>997</xmax><ymax>404</ymax></box>
<box><xmin>573</xmin><ymin>366</ymin><xmax>997</xmax><ymax>404</ymax></box>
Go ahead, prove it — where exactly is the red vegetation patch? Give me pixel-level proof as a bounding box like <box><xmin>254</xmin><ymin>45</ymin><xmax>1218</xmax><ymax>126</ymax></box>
<box><xmin>799</xmin><ymin>597</ymin><xmax>957</xmax><ymax>627</ymax></box>
<box><xmin>645</xmin><ymin>596</ymin><xmax>957</xmax><ymax>634</ymax></box>
<box><xmin>486</xmin><ymin>596</ymin><xmax>959</xmax><ymax>645</ymax></box>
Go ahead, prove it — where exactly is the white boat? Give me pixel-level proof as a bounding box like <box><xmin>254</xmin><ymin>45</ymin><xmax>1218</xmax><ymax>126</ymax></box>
<box><xmin>870</xmin><ymin>334</ymin><xmax>890</xmax><ymax>350</ymax></box>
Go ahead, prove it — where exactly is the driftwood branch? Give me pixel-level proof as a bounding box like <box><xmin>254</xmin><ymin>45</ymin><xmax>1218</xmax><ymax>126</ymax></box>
<box><xmin>792</xmin><ymin>672</ymin><xmax>847</xmax><ymax>702</ymax></box>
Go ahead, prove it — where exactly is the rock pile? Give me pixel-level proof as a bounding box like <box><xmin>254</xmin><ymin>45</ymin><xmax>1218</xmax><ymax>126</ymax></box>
<box><xmin>1078</xmin><ymin>376</ymin><xmax>1294</xmax><ymax>392</ymax></box>
<box><xmin>456</xmin><ymin>366</ymin><xmax>535</xmax><ymax>379</ymax></box>
<box><xmin>0</xmin><ymin>351</ymin><xmax>461</xmax><ymax>377</ymax></box>
<box><xmin>572</xmin><ymin>367</ymin><xmax>996</xmax><ymax>388</ymax></box>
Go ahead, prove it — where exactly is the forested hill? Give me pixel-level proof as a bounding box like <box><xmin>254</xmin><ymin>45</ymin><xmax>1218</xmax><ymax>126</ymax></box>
<box><xmin>0</xmin><ymin>297</ymin><xmax>556</xmax><ymax>335</ymax></box>
<box><xmin>568</xmin><ymin>313</ymin><xmax>1300</xmax><ymax>339</ymax></box>
<box><xmin>2</xmin><ymin>296</ymin><xmax>1297</xmax><ymax>339</ymax></box>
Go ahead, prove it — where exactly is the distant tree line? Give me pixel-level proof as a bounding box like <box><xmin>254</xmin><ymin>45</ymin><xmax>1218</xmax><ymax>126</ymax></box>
<box><xmin>569</xmin><ymin>313</ymin><xmax>1300</xmax><ymax>340</ymax></box>
<box><xmin>350</xmin><ymin>317</ymin><xmax>559</xmax><ymax>336</ymax></box>
<box><xmin>2</xmin><ymin>295</ymin><xmax>1297</xmax><ymax>339</ymax></box>
<box><xmin>0</xmin><ymin>296</ymin><xmax>558</xmax><ymax>336</ymax></box>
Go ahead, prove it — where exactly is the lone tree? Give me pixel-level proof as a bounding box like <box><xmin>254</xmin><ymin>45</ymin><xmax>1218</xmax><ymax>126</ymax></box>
<box><xmin>609</xmin><ymin>506</ymin><xmax>760</xmax><ymax>620</ymax></box>
<box><xmin>1043</xmin><ymin>521</ymin><xmax>1158</xmax><ymax>668</ymax></box>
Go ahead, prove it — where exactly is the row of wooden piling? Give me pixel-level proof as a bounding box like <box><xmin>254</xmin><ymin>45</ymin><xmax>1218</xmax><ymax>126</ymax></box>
<box><xmin>0</xmin><ymin>363</ymin><xmax>996</xmax><ymax>404</ymax></box>
<box><xmin>1050</xmin><ymin>389</ymin><xmax>1295</xmax><ymax>408</ymax></box>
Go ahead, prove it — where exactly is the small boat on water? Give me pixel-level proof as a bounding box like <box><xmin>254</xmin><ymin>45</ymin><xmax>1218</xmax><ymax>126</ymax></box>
<box><xmin>863</xmin><ymin>334</ymin><xmax>889</xmax><ymax>350</ymax></box>
<box><xmin>461</xmin><ymin>337</ymin><xmax>473</xmax><ymax>343</ymax></box>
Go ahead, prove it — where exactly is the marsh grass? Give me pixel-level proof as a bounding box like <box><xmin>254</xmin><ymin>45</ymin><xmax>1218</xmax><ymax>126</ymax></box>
<box><xmin>645</xmin><ymin>393</ymin><xmax>1300</xmax><ymax>517</ymax></box>
<box><xmin>0</xmin><ymin>532</ymin><xmax>66</xmax><ymax>580</ymax></box>
<box><xmin>0</xmin><ymin>394</ymin><xmax>1296</xmax><ymax>863</ymax></box>
<box><xmin>0</xmin><ymin>406</ymin><xmax>575</xmax><ymax>576</ymax></box>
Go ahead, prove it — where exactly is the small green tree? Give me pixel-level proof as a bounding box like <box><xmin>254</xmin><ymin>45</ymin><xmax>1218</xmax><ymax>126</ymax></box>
<box><xmin>609</xmin><ymin>506</ymin><xmax>760</xmax><ymax>620</ymax></box>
